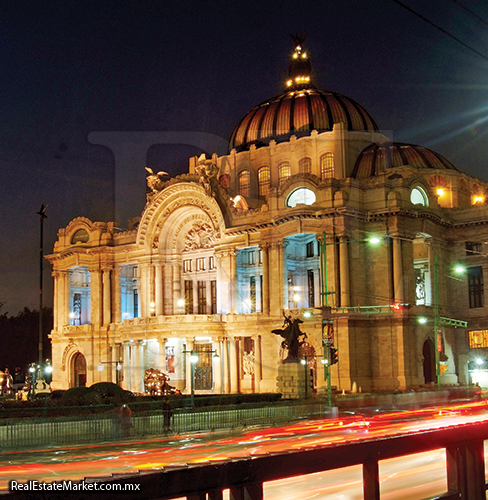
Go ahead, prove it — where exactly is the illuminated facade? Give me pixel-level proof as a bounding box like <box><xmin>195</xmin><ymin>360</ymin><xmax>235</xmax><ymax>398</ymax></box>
<box><xmin>48</xmin><ymin>39</ymin><xmax>488</xmax><ymax>393</ymax></box>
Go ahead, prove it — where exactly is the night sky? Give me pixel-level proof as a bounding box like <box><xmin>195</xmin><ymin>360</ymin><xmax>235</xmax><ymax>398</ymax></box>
<box><xmin>2</xmin><ymin>0</ymin><xmax>488</xmax><ymax>316</ymax></box>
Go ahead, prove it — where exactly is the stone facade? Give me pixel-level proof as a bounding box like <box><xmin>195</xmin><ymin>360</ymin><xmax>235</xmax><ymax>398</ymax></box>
<box><xmin>46</xmin><ymin>43</ymin><xmax>488</xmax><ymax>394</ymax></box>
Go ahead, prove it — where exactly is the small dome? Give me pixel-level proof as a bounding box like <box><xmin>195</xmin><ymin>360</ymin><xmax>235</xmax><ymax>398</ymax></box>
<box><xmin>229</xmin><ymin>88</ymin><xmax>379</xmax><ymax>152</ymax></box>
<box><xmin>352</xmin><ymin>142</ymin><xmax>458</xmax><ymax>178</ymax></box>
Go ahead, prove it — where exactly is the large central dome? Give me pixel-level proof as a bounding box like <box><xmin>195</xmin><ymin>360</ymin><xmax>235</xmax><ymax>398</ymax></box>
<box><xmin>229</xmin><ymin>37</ymin><xmax>379</xmax><ymax>152</ymax></box>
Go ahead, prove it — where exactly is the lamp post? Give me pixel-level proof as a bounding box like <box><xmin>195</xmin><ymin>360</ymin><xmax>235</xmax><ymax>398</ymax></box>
<box><xmin>35</xmin><ymin>205</ymin><xmax>48</xmax><ymax>393</ymax></box>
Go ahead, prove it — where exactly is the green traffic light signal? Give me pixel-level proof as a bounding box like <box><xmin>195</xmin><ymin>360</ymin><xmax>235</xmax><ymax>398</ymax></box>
<box><xmin>330</xmin><ymin>347</ymin><xmax>339</xmax><ymax>365</ymax></box>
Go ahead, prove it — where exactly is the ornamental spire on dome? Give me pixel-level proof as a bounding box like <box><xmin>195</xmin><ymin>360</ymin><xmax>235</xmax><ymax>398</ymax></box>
<box><xmin>287</xmin><ymin>31</ymin><xmax>312</xmax><ymax>90</ymax></box>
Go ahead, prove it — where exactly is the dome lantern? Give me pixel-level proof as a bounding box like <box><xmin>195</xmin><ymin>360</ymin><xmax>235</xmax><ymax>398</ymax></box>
<box><xmin>287</xmin><ymin>31</ymin><xmax>312</xmax><ymax>90</ymax></box>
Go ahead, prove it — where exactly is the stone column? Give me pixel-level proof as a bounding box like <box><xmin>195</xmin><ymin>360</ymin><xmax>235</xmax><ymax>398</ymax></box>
<box><xmin>229</xmin><ymin>337</ymin><xmax>239</xmax><ymax>393</ymax></box>
<box><xmin>279</xmin><ymin>241</ymin><xmax>288</xmax><ymax>310</ymax></box>
<box><xmin>138</xmin><ymin>341</ymin><xmax>145</xmax><ymax>393</ymax></box>
<box><xmin>215</xmin><ymin>251</ymin><xmax>230</xmax><ymax>314</ymax></box>
<box><xmin>89</xmin><ymin>268</ymin><xmax>102</xmax><ymax>326</ymax></box>
<box><xmin>52</xmin><ymin>271</ymin><xmax>59</xmax><ymax>330</ymax></box>
<box><xmin>62</xmin><ymin>270</ymin><xmax>69</xmax><ymax>327</ymax></box>
<box><xmin>163</xmin><ymin>262</ymin><xmax>174</xmax><ymax>315</ymax></box>
<box><xmin>185</xmin><ymin>338</ymin><xmax>194</xmax><ymax>394</ymax></box>
<box><xmin>230</xmin><ymin>250</ymin><xmax>238</xmax><ymax>313</ymax></box>
<box><xmin>222</xmin><ymin>337</ymin><xmax>230</xmax><ymax>393</ymax></box>
<box><xmin>139</xmin><ymin>264</ymin><xmax>148</xmax><ymax>318</ymax></box>
<box><xmin>253</xmin><ymin>335</ymin><xmax>261</xmax><ymax>393</ymax></box>
<box><xmin>130</xmin><ymin>342</ymin><xmax>137</xmax><ymax>391</ymax></box>
<box><xmin>213</xmin><ymin>338</ymin><xmax>222</xmax><ymax>394</ymax></box>
<box><xmin>102</xmin><ymin>267</ymin><xmax>112</xmax><ymax>325</ymax></box>
<box><xmin>114</xmin><ymin>266</ymin><xmax>122</xmax><ymax>324</ymax></box>
<box><xmin>393</xmin><ymin>237</ymin><xmax>404</xmax><ymax>304</ymax></box>
<box><xmin>260</xmin><ymin>244</ymin><xmax>270</xmax><ymax>316</ymax></box>
<box><xmin>155</xmin><ymin>263</ymin><xmax>163</xmax><ymax>316</ymax></box>
<box><xmin>173</xmin><ymin>261</ymin><xmax>182</xmax><ymax>314</ymax></box>
<box><xmin>339</xmin><ymin>235</ymin><xmax>350</xmax><ymax>307</ymax></box>
<box><xmin>269</xmin><ymin>243</ymin><xmax>281</xmax><ymax>314</ymax></box>
<box><xmin>123</xmin><ymin>342</ymin><xmax>131</xmax><ymax>391</ymax></box>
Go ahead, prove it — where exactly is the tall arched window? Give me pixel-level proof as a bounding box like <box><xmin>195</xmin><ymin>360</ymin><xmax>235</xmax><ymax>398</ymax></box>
<box><xmin>238</xmin><ymin>170</ymin><xmax>251</xmax><ymax>197</ymax></box>
<box><xmin>299</xmin><ymin>157</ymin><xmax>311</xmax><ymax>174</ymax></box>
<box><xmin>279</xmin><ymin>162</ymin><xmax>291</xmax><ymax>187</ymax></box>
<box><xmin>320</xmin><ymin>153</ymin><xmax>334</xmax><ymax>179</ymax></box>
<box><xmin>258</xmin><ymin>166</ymin><xmax>270</xmax><ymax>197</ymax></box>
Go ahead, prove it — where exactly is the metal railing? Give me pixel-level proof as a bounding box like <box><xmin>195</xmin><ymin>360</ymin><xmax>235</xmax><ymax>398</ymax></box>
<box><xmin>91</xmin><ymin>419</ymin><xmax>488</xmax><ymax>500</ymax></box>
<box><xmin>0</xmin><ymin>403</ymin><xmax>333</xmax><ymax>449</ymax></box>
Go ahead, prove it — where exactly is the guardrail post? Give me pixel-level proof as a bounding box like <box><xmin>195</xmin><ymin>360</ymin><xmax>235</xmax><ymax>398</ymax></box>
<box><xmin>447</xmin><ymin>441</ymin><xmax>485</xmax><ymax>499</ymax></box>
<box><xmin>229</xmin><ymin>482</ymin><xmax>263</xmax><ymax>500</ymax></box>
<box><xmin>363</xmin><ymin>460</ymin><xmax>380</xmax><ymax>500</ymax></box>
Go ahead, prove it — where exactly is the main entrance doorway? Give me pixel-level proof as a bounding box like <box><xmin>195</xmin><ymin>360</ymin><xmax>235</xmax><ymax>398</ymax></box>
<box><xmin>72</xmin><ymin>352</ymin><xmax>87</xmax><ymax>387</ymax></box>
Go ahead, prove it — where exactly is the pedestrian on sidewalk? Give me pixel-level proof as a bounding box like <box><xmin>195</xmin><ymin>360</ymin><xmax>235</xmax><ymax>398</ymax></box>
<box><xmin>162</xmin><ymin>398</ymin><xmax>172</xmax><ymax>432</ymax></box>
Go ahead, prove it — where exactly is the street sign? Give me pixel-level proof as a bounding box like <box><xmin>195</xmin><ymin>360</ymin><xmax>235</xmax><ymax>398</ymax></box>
<box><xmin>323</xmin><ymin>338</ymin><xmax>334</xmax><ymax>347</ymax></box>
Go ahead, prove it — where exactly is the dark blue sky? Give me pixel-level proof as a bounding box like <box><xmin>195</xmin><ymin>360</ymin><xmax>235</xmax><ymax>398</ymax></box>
<box><xmin>2</xmin><ymin>0</ymin><xmax>488</xmax><ymax>315</ymax></box>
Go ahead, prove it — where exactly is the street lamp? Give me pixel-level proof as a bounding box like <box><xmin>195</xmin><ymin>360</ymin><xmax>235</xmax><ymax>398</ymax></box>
<box><xmin>35</xmin><ymin>204</ymin><xmax>49</xmax><ymax>393</ymax></box>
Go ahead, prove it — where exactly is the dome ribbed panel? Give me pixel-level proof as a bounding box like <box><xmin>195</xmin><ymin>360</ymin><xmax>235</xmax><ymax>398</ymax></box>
<box><xmin>310</xmin><ymin>93</ymin><xmax>332</xmax><ymax>130</ymax></box>
<box><xmin>276</xmin><ymin>96</ymin><xmax>292</xmax><ymax>135</ymax></box>
<box><xmin>352</xmin><ymin>142</ymin><xmax>458</xmax><ymax>178</ymax></box>
<box><xmin>232</xmin><ymin>110</ymin><xmax>256</xmax><ymax>149</ymax></box>
<box><xmin>293</xmin><ymin>94</ymin><xmax>311</xmax><ymax>131</ymax></box>
<box><xmin>259</xmin><ymin>100</ymin><xmax>280</xmax><ymax>139</ymax></box>
<box><xmin>325</xmin><ymin>94</ymin><xmax>350</xmax><ymax>127</ymax></box>
<box><xmin>246</xmin><ymin>105</ymin><xmax>268</xmax><ymax>144</ymax></box>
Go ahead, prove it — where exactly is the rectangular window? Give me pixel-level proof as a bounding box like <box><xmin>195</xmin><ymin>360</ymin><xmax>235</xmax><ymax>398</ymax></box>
<box><xmin>196</xmin><ymin>257</ymin><xmax>205</xmax><ymax>271</ymax></box>
<box><xmin>250</xmin><ymin>276</ymin><xmax>256</xmax><ymax>313</ymax></box>
<box><xmin>210</xmin><ymin>280</ymin><xmax>217</xmax><ymax>314</ymax></box>
<box><xmin>466</xmin><ymin>242</ymin><xmax>483</xmax><ymax>256</ymax></box>
<box><xmin>184</xmin><ymin>281</ymin><xmax>194</xmax><ymax>314</ymax></box>
<box><xmin>258</xmin><ymin>249</ymin><xmax>262</xmax><ymax>264</ymax></box>
<box><xmin>197</xmin><ymin>281</ymin><xmax>207</xmax><ymax>314</ymax></box>
<box><xmin>307</xmin><ymin>269</ymin><xmax>315</xmax><ymax>307</ymax></box>
<box><xmin>209</xmin><ymin>256</ymin><xmax>215</xmax><ymax>269</ymax></box>
<box><xmin>306</xmin><ymin>241</ymin><xmax>315</xmax><ymax>258</ymax></box>
<box><xmin>183</xmin><ymin>260</ymin><xmax>192</xmax><ymax>273</ymax></box>
<box><xmin>133</xmin><ymin>289</ymin><xmax>139</xmax><ymax>318</ymax></box>
<box><xmin>248</xmin><ymin>250</ymin><xmax>255</xmax><ymax>265</ymax></box>
<box><xmin>468</xmin><ymin>266</ymin><xmax>484</xmax><ymax>308</ymax></box>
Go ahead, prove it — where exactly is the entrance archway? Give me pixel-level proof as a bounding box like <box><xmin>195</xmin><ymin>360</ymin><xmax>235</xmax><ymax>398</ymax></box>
<box><xmin>423</xmin><ymin>339</ymin><xmax>435</xmax><ymax>384</ymax></box>
<box><xmin>72</xmin><ymin>352</ymin><xmax>87</xmax><ymax>388</ymax></box>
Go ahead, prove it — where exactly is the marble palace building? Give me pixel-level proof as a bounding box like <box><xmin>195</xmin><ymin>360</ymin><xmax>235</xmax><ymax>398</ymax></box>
<box><xmin>47</xmin><ymin>38</ymin><xmax>488</xmax><ymax>394</ymax></box>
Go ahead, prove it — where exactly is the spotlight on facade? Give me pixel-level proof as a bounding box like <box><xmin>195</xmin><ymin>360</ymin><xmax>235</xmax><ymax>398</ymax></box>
<box><xmin>301</xmin><ymin>359</ymin><xmax>307</xmax><ymax>365</ymax></box>
<box><xmin>303</xmin><ymin>310</ymin><xmax>312</xmax><ymax>318</ymax></box>
<box><xmin>476</xmin><ymin>358</ymin><xmax>484</xmax><ymax>366</ymax></box>
<box><xmin>418</xmin><ymin>317</ymin><xmax>428</xmax><ymax>324</ymax></box>
<box><xmin>177</xmin><ymin>299</ymin><xmax>185</xmax><ymax>307</ymax></box>
<box><xmin>293</xmin><ymin>294</ymin><xmax>300</xmax><ymax>303</ymax></box>
<box><xmin>190</xmin><ymin>354</ymin><xmax>199</xmax><ymax>364</ymax></box>
<box><xmin>97</xmin><ymin>364</ymin><xmax>104</xmax><ymax>371</ymax></box>
<box><xmin>454</xmin><ymin>265</ymin><xmax>466</xmax><ymax>274</ymax></box>
<box><xmin>437</xmin><ymin>188</ymin><xmax>445</xmax><ymax>196</ymax></box>
<box><xmin>369</xmin><ymin>237</ymin><xmax>381</xmax><ymax>245</ymax></box>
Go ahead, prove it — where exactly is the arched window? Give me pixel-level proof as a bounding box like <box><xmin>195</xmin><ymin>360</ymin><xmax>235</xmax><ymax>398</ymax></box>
<box><xmin>258</xmin><ymin>166</ymin><xmax>270</xmax><ymax>197</ymax></box>
<box><xmin>299</xmin><ymin>157</ymin><xmax>311</xmax><ymax>174</ymax></box>
<box><xmin>279</xmin><ymin>162</ymin><xmax>291</xmax><ymax>187</ymax></box>
<box><xmin>410</xmin><ymin>186</ymin><xmax>429</xmax><ymax>206</ymax></box>
<box><xmin>71</xmin><ymin>229</ymin><xmax>89</xmax><ymax>244</ymax></box>
<box><xmin>286</xmin><ymin>188</ymin><xmax>316</xmax><ymax>207</ymax></box>
<box><xmin>320</xmin><ymin>153</ymin><xmax>334</xmax><ymax>179</ymax></box>
<box><xmin>238</xmin><ymin>170</ymin><xmax>251</xmax><ymax>197</ymax></box>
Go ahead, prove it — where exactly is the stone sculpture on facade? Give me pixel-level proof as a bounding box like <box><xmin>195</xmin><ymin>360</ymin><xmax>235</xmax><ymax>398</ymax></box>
<box><xmin>145</xmin><ymin>167</ymin><xmax>169</xmax><ymax>193</ymax></box>
<box><xmin>272</xmin><ymin>312</ymin><xmax>308</xmax><ymax>362</ymax></box>
<box><xmin>195</xmin><ymin>153</ymin><xmax>219</xmax><ymax>197</ymax></box>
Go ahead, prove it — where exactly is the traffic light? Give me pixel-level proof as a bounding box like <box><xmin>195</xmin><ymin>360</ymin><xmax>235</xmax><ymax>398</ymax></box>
<box><xmin>330</xmin><ymin>347</ymin><xmax>339</xmax><ymax>365</ymax></box>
